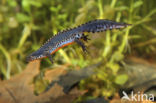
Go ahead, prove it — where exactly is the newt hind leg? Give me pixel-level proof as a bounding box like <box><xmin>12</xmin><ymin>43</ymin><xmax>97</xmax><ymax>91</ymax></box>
<box><xmin>81</xmin><ymin>34</ymin><xmax>90</xmax><ymax>42</ymax></box>
<box><xmin>75</xmin><ymin>38</ymin><xmax>87</xmax><ymax>53</ymax></box>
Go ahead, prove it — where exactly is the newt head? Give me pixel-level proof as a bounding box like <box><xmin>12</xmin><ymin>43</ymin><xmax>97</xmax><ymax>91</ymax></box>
<box><xmin>26</xmin><ymin>51</ymin><xmax>45</xmax><ymax>62</ymax></box>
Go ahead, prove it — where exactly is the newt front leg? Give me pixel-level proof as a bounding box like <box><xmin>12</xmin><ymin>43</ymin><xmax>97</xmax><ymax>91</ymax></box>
<box><xmin>43</xmin><ymin>51</ymin><xmax>53</xmax><ymax>63</ymax></box>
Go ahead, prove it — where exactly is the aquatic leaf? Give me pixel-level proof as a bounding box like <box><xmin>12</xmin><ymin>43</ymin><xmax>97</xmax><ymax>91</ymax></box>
<box><xmin>115</xmin><ymin>74</ymin><xmax>128</xmax><ymax>85</ymax></box>
<box><xmin>16</xmin><ymin>13</ymin><xmax>30</xmax><ymax>23</ymax></box>
<box><xmin>133</xmin><ymin>1</ymin><xmax>143</xmax><ymax>8</ymax></box>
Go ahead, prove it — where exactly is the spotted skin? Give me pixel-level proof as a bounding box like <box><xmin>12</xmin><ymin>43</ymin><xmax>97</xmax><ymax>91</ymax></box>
<box><xmin>26</xmin><ymin>19</ymin><xmax>130</xmax><ymax>63</ymax></box>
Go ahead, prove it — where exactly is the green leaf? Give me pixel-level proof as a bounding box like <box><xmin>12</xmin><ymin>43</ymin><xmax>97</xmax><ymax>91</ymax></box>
<box><xmin>115</xmin><ymin>74</ymin><xmax>128</xmax><ymax>85</ymax></box>
<box><xmin>109</xmin><ymin>63</ymin><xmax>119</xmax><ymax>74</ymax></box>
<box><xmin>117</xmin><ymin>6</ymin><xmax>129</xmax><ymax>11</ymax></box>
<box><xmin>8</xmin><ymin>17</ymin><xmax>18</xmax><ymax>28</ymax></box>
<box><xmin>133</xmin><ymin>1</ymin><xmax>143</xmax><ymax>8</ymax></box>
<box><xmin>29</xmin><ymin>1</ymin><xmax>42</xmax><ymax>8</ymax></box>
<box><xmin>7</xmin><ymin>0</ymin><xmax>17</xmax><ymax>7</ymax></box>
<box><xmin>16</xmin><ymin>13</ymin><xmax>30</xmax><ymax>23</ymax></box>
<box><xmin>22</xmin><ymin>0</ymin><xmax>31</xmax><ymax>12</ymax></box>
<box><xmin>112</xmin><ymin>51</ymin><xmax>124</xmax><ymax>62</ymax></box>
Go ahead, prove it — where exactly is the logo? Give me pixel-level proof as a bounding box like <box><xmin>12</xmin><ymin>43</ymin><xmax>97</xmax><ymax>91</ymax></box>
<box><xmin>121</xmin><ymin>91</ymin><xmax>154</xmax><ymax>101</ymax></box>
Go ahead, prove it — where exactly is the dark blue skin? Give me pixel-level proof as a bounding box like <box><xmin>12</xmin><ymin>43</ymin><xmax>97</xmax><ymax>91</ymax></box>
<box><xmin>26</xmin><ymin>19</ymin><xmax>130</xmax><ymax>63</ymax></box>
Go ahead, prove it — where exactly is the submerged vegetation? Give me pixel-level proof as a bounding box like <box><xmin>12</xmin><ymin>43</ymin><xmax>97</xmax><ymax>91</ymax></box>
<box><xmin>0</xmin><ymin>0</ymin><xmax>156</xmax><ymax>101</ymax></box>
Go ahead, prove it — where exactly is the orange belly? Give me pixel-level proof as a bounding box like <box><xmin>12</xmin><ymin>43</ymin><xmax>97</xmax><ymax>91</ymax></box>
<box><xmin>51</xmin><ymin>42</ymin><xmax>74</xmax><ymax>54</ymax></box>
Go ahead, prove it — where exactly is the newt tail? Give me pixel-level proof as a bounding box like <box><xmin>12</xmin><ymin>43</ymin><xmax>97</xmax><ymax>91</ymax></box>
<box><xmin>26</xmin><ymin>19</ymin><xmax>131</xmax><ymax>63</ymax></box>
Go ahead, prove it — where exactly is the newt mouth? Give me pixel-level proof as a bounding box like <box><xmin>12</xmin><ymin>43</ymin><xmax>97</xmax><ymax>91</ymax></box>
<box><xmin>26</xmin><ymin>55</ymin><xmax>34</xmax><ymax>62</ymax></box>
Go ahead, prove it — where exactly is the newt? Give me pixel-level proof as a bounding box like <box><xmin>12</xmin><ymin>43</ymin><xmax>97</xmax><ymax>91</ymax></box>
<box><xmin>26</xmin><ymin>19</ymin><xmax>130</xmax><ymax>63</ymax></box>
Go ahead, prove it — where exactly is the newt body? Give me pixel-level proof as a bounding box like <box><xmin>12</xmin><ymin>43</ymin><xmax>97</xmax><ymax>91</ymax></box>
<box><xmin>26</xmin><ymin>19</ymin><xmax>130</xmax><ymax>63</ymax></box>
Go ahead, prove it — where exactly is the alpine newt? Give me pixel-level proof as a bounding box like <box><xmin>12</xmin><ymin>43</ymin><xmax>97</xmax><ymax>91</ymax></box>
<box><xmin>26</xmin><ymin>19</ymin><xmax>130</xmax><ymax>63</ymax></box>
